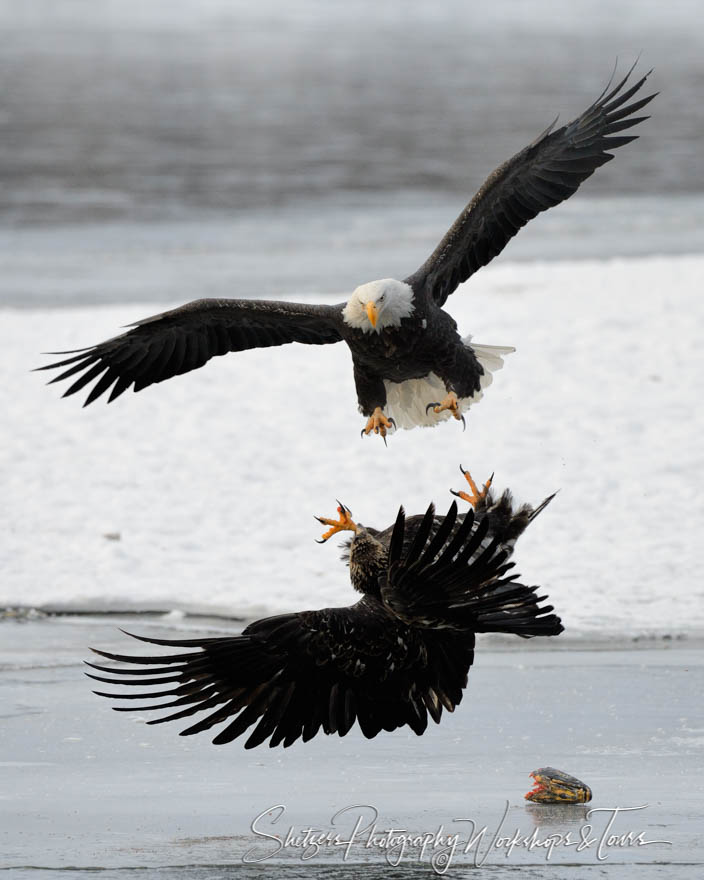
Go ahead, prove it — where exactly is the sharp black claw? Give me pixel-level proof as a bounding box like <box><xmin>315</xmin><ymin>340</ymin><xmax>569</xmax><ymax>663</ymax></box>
<box><xmin>459</xmin><ymin>463</ymin><xmax>467</xmax><ymax>475</ymax></box>
<box><xmin>460</xmin><ymin>414</ymin><xmax>466</xmax><ymax>431</ymax></box>
<box><xmin>450</xmin><ymin>489</ymin><xmax>460</xmax><ymax>498</ymax></box>
<box><xmin>425</xmin><ymin>402</ymin><xmax>441</xmax><ymax>414</ymax></box>
<box><xmin>360</xmin><ymin>428</ymin><xmax>365</xmax><ymax>439</ymax></box>
<box><xmin>382</xmin><ymin>434</ymin><xmax>388</xmax><ymax>447</ymax></box>
<box><xmin>388</xmin><ymin>417</ymin><xmax>396</xmax><ymax>429</ymax></box>
<box><xmin>314</xmin><ymin>537</ymin><xmax>327</xmax><ymax>544</ymax></box>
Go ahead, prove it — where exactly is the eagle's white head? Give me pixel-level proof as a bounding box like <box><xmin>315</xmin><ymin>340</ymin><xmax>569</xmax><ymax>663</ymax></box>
<box><xmin>342</xmin><ymin>278</ymin><xmax>415</xmax><ymax>334</ymax></box>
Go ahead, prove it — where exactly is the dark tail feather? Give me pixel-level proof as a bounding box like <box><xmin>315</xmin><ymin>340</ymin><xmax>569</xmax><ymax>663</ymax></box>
<box><xmin>471</xmin><ymin>580</ymin><xmax>564</xmax><ymax>637</ymax></box>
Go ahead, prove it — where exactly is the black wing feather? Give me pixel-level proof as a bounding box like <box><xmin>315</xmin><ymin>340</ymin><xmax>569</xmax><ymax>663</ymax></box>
<box><xmin>37</xmin><ymin>298</ymin><xmax>345</xmax><ymax>406</ymax></box>
<box><xmin>406</xmin><ymin>63</ymin><xmax>656</xmax><ymax>306</ymax></box>
<box><xmin>87</xmin><ymin>489</ymin><xmax>562</xmax><ymax>748</ymax></box>
<box><xmin>381</xmin><ymin>503</ymin><xmax>563</xmax><ymax>637</ymax></box>
<box><xmin>86</xmin><ymin>602</ymin><xmax>475</xmax><ymax>748</ymax></box>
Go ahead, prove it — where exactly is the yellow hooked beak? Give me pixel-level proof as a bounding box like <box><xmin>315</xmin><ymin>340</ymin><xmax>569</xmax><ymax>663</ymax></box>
<box><xmin>365</xmin><ymin>301</ymin><xmax>379</xmax><ymax>328</ymax></box>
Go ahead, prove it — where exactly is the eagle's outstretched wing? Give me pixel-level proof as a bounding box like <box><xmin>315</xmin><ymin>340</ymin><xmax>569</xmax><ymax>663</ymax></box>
<box><xmin>85</xmin><ymin>600</ymin><xmax>476</xmax><ymax>749</ymax></box>
<box><xmin>36</xmin><ymin>298</ymin><xmax>345</xmax><ymax>406</ymax></box>
<box><xmin>405</xmin><ymin>63</ymin><xmax>656</xmax><ymax>307</ymax></box>
<box><xmin>86</xmin><ymin>498</ymin><xmax>562</xmax><ymax>748</ymax></box>
<box><xmin>381</xmin><ymin>502</ymin><xmax>563</xmax><ymax>637</ymax></box>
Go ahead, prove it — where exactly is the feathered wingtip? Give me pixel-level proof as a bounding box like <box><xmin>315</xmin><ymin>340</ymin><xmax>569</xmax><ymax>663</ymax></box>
<box><xmin>574</xmin><ymin>58</ymin><xmax>657</xmax><ymax>147</ymax></box>
<box><xmin>528</xmin><ymin>491</ymin><xmax>559</xmax><ymax>522</ymax></box>
<box><xmin>83</xmin><ymin>626</ymin><xmax>294</xmax><ymax>748</ymax></box>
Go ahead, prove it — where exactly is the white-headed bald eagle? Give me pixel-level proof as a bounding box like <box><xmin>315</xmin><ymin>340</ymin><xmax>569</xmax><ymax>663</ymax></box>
<box><xmin>85</xmin><ymin>469</ymin><xmax>562</xmax><ymax>748</ymax></box>
<box><xmin>38</xmin><ymin>66</ymin><xmax>655</xmax><ymax>439</ymax></box>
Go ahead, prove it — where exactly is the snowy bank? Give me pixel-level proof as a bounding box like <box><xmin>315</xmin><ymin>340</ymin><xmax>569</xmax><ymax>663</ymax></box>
<box><xmin>2</xmin><ymin>254</ymin><xmax>702</xmax><ymax>635</ymax></box>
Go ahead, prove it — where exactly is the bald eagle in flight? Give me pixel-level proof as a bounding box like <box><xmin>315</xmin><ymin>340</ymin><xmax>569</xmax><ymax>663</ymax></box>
<box><xmin>39</xmin><ymin>66</ymin><xmax>655</xmax><ymax>439</ymax></box>
<box><xmin>86</xmin><ymin>469</ymin><xmax>563</xmax><ymax>748</ymax></box>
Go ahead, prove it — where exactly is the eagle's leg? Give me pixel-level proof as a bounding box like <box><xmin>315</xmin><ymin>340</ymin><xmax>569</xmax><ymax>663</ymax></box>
<box><xmin>315</xmin><ymin>502</ymin><xmax>358</xmax><ymax>543</ymax></box>
<box><xmin>450</xmin><ymin>465</ymin><xmax>493</xmax><ymax>508</ymax></box>
<box><xmin>425</xmin><ymin>391</ymin><xmax>464</xmax><ymax>425</ymax></box>
<box><xmin>362</xmin><ymin>407</ymin><xmax>395</xmax><ymax>441</ymax></box>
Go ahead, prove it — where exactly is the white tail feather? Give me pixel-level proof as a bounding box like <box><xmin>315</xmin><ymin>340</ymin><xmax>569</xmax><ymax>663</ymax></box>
<box><xmin>382</xmin><ymin>337</ymin><xmax>514</xmax><ymax>430</ymax></box>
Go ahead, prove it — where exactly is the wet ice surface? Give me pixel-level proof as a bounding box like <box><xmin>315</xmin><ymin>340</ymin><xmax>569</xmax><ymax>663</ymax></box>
<box><xmin>2</xmin><ymin>252</ymin><xmax>703</xmax><ymax>635</ymax></box>
<box><xmin>1</xmin><ymin>619</ymin><xmax>702</xmax><ymax>877</ymax></box>
<box><xmin>3</xmin><ymin>195</ymin><xmax>704</xmax><ymax>309</ymax></box>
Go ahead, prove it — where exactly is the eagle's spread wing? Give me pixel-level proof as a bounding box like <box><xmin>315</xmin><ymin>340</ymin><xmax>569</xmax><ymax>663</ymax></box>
<box><xmin>381</xmin><ymin>502</ymin><xmax>563</xmax><ymax>636</ymax></box>
<box><xmin>36</xmin><ymin>298</ymin><xmax>345</xmax><ymax>406</ymax></box>
<box><xmin>405</xmin><ymin>64</ymin><xmax>656</xmax><ymax>307</ymax></box>
<box><xmin>85</xmin><ymin>602</ymin><xmax>475</xmax><ymax>748</ymax></box>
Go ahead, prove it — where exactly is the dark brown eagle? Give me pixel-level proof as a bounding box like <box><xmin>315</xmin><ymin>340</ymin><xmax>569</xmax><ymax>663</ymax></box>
<box><xmin>86</xmin><ymin>469</ymin><xmax>563</xmax><ymax>748</ymax></box>
<box><xmin>38</xmin><ymin>65</ymin><xmax>654</xmax><ymax>439</ymax></box>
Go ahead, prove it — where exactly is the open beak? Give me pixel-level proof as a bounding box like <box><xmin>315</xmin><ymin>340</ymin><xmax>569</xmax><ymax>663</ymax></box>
<box><xmin>365</xmin><ymin>301</ymin><xmax>378</xmax><ymax>328</ymax></box>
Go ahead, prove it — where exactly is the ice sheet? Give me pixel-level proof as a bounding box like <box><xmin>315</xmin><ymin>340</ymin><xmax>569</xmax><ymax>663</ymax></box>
<box><xmin>2</xmin><ymin>254</ymin><xmax>702</xmax><ymax>635</ymax></box>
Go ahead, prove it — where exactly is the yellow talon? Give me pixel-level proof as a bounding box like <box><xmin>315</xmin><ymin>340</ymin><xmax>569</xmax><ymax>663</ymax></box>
<box><xmin>362</xmin><ymin>407</ymin><xmax>394</xmax><ymax>440</ymax></box>
<box><xmin>451</xmin><ymin>466</ymin><xmax>493</xmax><ymax>508</ymax></box>
<box><xmin>315</xmin><ymin>503</ymin><xmax>358</xmax><ymax>542</ymax></box>
<box><xmin>432</xmin><ymin>391</ymin><xmax>462</xmax><ymax>420</ymax></box>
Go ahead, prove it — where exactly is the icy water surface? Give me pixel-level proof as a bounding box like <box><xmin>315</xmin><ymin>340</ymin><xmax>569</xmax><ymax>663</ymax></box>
<box><xmin>1</xmin><ymin>0</ymin><xmax>703</xmax><ymax>231</ymax></box>
<box><xmin>1</xmin><ymin>1</ymin><xmax>703</xmax><ymax>307</ymax></box>
<box><xmin>1</xmin><ymin>618</ymin><xmax>702</xmax><ymax>877</ymax></box>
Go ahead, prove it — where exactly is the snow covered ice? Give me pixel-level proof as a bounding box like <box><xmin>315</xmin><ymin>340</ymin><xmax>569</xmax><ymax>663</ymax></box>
<box><xmin>2</xmin><ymin>253</ymin><xmax>702</xmax><ymax>637</ymax></box>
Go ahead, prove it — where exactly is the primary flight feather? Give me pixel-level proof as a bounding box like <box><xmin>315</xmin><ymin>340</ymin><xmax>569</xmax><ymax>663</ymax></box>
<box><xmin>38</xmin><ymin>65</ymin><xmax>655</xmax><ymax>439</ymax></box>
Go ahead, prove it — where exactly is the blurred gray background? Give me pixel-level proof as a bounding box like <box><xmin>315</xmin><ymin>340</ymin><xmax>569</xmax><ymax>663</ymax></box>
<box><xmin>1</xmin><ymin>0</ymin><xmax>703</xmax><ymax>305</ymax></box>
